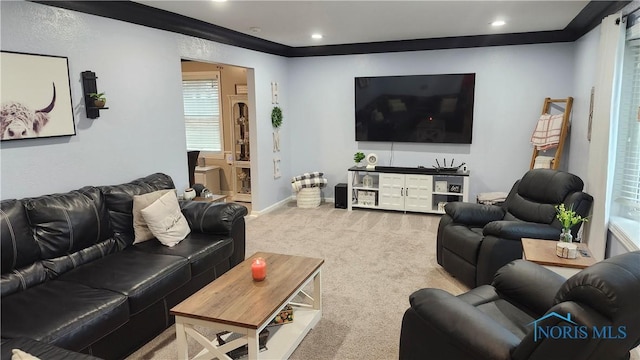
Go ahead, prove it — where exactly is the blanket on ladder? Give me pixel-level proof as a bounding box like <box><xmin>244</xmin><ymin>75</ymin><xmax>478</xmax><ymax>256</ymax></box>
<box><xmin>530</xmin><ymin>113</ymin><xmax>565</xmax><ymax>150</ymax></box>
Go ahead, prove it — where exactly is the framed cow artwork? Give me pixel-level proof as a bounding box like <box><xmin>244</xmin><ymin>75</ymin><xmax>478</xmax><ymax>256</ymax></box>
<box><xmin>0</xmin><ymin>51</ymin><xmax>76</xmax><ymax>141</ymax></box>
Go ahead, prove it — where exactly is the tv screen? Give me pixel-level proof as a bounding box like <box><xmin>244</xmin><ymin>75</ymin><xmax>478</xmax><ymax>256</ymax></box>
<box><xmin>355</xmin><ymin>73</ymin><xmax>475</xmax><ymax>144</ymax></box>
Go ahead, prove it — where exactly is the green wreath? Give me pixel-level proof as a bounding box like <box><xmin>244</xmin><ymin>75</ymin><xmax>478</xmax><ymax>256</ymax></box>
<box><xmin>271</xmin><ymin>106</ymin><xmax>283</xmax><ymax>128</ymax></box>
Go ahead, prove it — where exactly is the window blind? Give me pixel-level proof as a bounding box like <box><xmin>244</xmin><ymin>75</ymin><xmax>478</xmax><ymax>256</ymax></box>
<box><xmin>613</xmin><ymin>21</ymin><xmax>640</xmax><ymax>213</ymax></box>
<box><xmin>182</xmin><ymin>77</ymin><xmax>221</xmax><ymax>152</ymax></box>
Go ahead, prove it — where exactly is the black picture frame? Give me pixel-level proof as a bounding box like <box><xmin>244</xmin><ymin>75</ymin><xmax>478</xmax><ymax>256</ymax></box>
<box><xmin>448</xmin><ymin>184</ymin><xmax>462</xmax><ymax>193</ymax></box>
<box><xmin>0</xmin><ymin>51</ymin><xmax>76</xmax><ymax>141</ymax></box>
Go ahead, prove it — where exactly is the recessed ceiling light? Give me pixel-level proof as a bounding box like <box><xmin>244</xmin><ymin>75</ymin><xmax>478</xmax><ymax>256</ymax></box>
<box><xmin>211</xmin><ymin>0</ymin><xmax>227</xmax><ymax>2</ymax></box>
<box><xmin>311</xmin><ymin>34</ymin><xmax>323</xmax><ymax>40</ymax></box>
<box><xmin>491</xmin><ymin>20</ymin><xmax>506</xmax><ymax>27</ymax></box>
<box><xmin>250</xmin><ymin>27</ymin><xmax>262</xmax><ymax>33</ymax></box>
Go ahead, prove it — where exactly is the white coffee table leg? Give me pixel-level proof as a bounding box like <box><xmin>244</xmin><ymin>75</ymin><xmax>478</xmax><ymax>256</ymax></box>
<box><xmin>247</xmin><ymin>329</ymin><xmax>260</xmax><ymax>359</ymax></box>
<box><xmin>313</xmin><ymin>269</ymin><xmax>322</xmax><ymax>310</ymax></box>
<box><xmin>175</xmin><ymin>318</ymin><xmax>188</xmax><ymax>360</ymax></box>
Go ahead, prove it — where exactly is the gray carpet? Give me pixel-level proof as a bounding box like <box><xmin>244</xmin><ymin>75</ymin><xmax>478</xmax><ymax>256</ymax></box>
<box><xmin>126</xmin><ymin>202</ymin><xmax>639</xmax><ymax>359</ymax></box>
<box><xmin>127</xmin><ymin>202</ymin><xmax>466</xmax><ymax>359</ymax></box>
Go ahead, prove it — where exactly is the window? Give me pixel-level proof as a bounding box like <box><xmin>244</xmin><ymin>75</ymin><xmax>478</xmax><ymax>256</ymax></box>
<box><xmin>182</xmin><ymin>71</ymin><xmax>222</xmax><ymax>155</ymax></box>
<box><xmin>610</xmin><ymin>14</ymin><xmax>640</xmax><ymax>249</ymax></box>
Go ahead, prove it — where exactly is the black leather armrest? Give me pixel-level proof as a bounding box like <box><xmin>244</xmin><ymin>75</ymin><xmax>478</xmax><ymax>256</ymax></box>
<box><xmin>512</xmin><ymin>302</ymin><xmax>611</xmax><ymax>360</ymax></box>
<box><xmin>409</xmin><ymin>288</ymin><xmax>520</xmax><ymax>360</ymax></box>
<box><xmin>444</xmin><ymin>202</ymin><xmax>505</xmax><ymax>226</ymax></box>
<box><xmin>483</xmin><ymin>221</ymin><xmax>559</xmax><ymax>241</ymax></box>
<box><xmin>180</xmin><ymin>201</ymin><xmax>248</xmax><ymax>235</ymax></box>
<box><xmin>492</xmin><ymin>260</ymin><xmax>566</xmax><ymax>316</ymax></box>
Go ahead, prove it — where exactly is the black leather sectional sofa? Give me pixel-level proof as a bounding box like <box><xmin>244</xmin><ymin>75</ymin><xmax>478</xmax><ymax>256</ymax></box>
<box><xmin>1</xmin><ymin>173</ymin><xmax>248</xmax><ymax>359</ymax></box>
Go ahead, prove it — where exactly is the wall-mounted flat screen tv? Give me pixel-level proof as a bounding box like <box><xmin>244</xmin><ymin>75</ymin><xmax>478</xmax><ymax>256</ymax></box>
<box><xmin>355</xmin><ymin>73</ymin><xmax>475</xmax><ymax>144</ymax></box>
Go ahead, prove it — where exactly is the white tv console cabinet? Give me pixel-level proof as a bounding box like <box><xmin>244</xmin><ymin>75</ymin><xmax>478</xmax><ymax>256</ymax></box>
<box><xmin>347</xmin><ymin>166</ymin><xmax>469</xmax><ymax>214</ymax></box>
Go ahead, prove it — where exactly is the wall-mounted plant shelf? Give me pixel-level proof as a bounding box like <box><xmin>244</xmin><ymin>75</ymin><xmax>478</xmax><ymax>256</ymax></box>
<box><xmin>81</xmin><ymin>71</ymin><xmax>108</xmax><ymax>119</ymax></box>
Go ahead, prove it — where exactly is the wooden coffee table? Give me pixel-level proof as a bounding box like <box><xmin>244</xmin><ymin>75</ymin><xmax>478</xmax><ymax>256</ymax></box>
<box><xmin>171</xmin><ymin>252</ymin><xmax>324</xmax><ymax>360</ymax></box>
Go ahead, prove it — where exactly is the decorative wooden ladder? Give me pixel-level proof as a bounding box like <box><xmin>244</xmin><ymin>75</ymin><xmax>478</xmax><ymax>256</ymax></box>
<box><xmin>529</xmin><ymin>97</ymin><xmax>574</xmax><ymax>170</ymax></box>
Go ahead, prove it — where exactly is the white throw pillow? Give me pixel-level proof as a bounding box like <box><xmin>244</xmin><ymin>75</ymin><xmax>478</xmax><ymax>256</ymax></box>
<box><xmin>12</xmin><ymin>349</ymin><xmax>40</xmax><ymax>360</ymax></box>
<box><xmin>140</xmin><ymin>191</ymin><xmax>190</xmax><ymax>247</ymax></box>
<box><xmin>132</xmin><ymin>189</ymin><xmax>172</xmax><ymax>243</ymax></box>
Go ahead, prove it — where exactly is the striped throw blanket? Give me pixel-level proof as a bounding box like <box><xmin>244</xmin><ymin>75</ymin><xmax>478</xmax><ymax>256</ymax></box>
<box><xmin>291</xmin><ymin>172</ymin><xmax>327</xmax><ymax>192</ymax></box>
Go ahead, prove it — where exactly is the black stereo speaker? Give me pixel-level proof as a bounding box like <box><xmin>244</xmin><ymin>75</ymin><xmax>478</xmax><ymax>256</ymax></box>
<box><xmin>335</xmin><ymin>183</ymin><xmax>347</xmax><ymax>209</ymax></box>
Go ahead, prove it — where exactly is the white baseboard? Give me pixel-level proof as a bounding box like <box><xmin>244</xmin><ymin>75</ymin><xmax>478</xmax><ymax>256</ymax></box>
<box><xmin>250</xmin><ymin>196</ymin><xmax>294</xmax><ymax>217</ymax></box>
<box><xmin>249</xmin><ymin>193</ymin><xmax>335</xmax><ymax>218</ymax></box>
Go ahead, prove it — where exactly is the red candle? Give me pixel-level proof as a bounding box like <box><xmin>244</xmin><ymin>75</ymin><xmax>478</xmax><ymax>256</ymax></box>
<box><xmin>251</xmin><ymin>257</ymin><xmax>267</xmax><ymax>281</ymax></box>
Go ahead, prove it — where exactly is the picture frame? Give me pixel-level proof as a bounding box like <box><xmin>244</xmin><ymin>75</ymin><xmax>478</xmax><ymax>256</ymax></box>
<box><xmin>587</xmin><ymin>86</ymin><xmax>594</xmax><ymax>142</ymax></box>
<box><xmin>235</xmin><ymin>84</ymin><xmax>248</xmax><ymax>95</ymax></box>
<box><xmin>435</xmin><ymin>181</ymin><xmax>448</xmax><ymax>192</ymax></box>
<box><xmin>448</xmin><ymin>184</ymin><xmax>462</xmax><ymax>193</ymax></box>
<box><xmin>0</xmin><ymin>51</ymin><xmax>76</xmax><ymax>141</ymax></box>
<box><xmin>357</xmin><ymin>190</ymin><xmax>376</xmax><ymax>206</ymax></box>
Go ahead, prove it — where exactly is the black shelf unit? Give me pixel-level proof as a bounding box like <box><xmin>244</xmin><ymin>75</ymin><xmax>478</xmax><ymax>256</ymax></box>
<box><xmin>81</xmin><ymin>71</ymin><xmax>108</xmax><ymax>119</ymax></box>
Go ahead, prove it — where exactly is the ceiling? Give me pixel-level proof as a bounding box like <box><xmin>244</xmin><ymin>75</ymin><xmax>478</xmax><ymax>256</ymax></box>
<box><xmin>36</xmin><ymin>1</ymin><xmax>632</xmax><ymax>56</ymax></box>
<box><xmin>134</xmin><ymin>1</ymin><xmax>590</xmax><ymax>47</ymax></box>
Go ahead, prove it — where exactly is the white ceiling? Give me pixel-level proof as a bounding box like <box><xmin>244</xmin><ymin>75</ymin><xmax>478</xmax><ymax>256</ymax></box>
<box><xmin>135</xmin><ymin>1</ymin><xmax>590</xmax><ymax>47</ymax></box>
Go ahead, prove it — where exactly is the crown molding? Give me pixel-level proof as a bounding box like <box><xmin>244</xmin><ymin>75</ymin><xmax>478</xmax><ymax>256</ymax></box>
<box><xmin>32</xmin><ymin>0</ymin><xmax>631</xmax><ymax>57</ymax></box>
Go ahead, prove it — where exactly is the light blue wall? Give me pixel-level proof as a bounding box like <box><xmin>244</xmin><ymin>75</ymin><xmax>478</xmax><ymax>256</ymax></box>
<box><xmin>1</xmin><ymin>1</ymin><xmax>599</xmax><ymax>211</ymax></box>
<box><xmin>0</xmin><ymin>1</ymin><xmax>291</xmax><ymax>211</ymax></box>
<box><xmin>569</xmin><ymin>27</ymin><xmax>600</xmax><ymax>182</ymax></box>
<box><xmin>288</xmin><ymin>44</ymin><xmax>577</xmax><ymax>201</ymax></box>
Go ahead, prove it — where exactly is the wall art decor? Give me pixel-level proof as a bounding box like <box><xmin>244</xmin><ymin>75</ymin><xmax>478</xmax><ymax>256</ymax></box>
<box><xmin>0</xmin><ymin>51</ymin><xmax>76</xmax><ymax>141</ymax></box>
<box><xmin>235</xmin><ymin>84</ymin><xmax>247</xmax><ymax>95</ymax></box>
<box><xmin>448</xmin><ymin>184</ymin><xmax>462</xmax><ymax>193</ymax></box>
<box><xmin>587</xmin><ymin>86</ymin><xmax>594</xmax><ymax>141</ymax></box>
<box><xmin>271</xmin><ymin>82</ymin><xmax>279</xmax><ymax>104</ymax></box>
<box><xmin>271</xmin><ymin>106</ymin><xmax>282</xmax><ymax>128</ymax></box>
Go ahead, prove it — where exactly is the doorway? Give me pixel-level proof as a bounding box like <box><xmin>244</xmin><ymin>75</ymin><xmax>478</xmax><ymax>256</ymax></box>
<box><xmin>181</xmin><ymin>60</ymin><xmax>253</xmax><ymax>212</ymax></box>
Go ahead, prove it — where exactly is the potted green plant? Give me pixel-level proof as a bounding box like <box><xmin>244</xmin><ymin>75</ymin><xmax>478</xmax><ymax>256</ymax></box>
<box><xmin>88</xmin><ymin>92</ymin><xmax>106</xmax><ymax>108</ymax></box>
<box><xmin>354</xmin><ymin>151</ymin><xmax>365</xmax><ymax>167</ymax></box>
<box><xmin>555</xmin><ymin>203</ymin><xmax>588</xmax><ymax>242</ymax></box>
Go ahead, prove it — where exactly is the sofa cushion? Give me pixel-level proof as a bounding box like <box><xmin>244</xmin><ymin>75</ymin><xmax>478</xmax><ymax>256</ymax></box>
<box><xmin>1</xmin><ymin>262</ymin><xmax>49</xmax><ymax>298</ymax></box>
<box><xmin>1</xmin><ymin>281</ymin><xmax>128</xmax><ymax>351</ymax></box>
<box><xmin>132</xmin><ymin>189</ymin><xmax>172</xmax><ymax>243</ymax></box>
<box><xmin>10</xmin><ymin>348</ymin><xmax>40</xmax><ymax>360</ymax></box>
<box><xmin>23</xmin><ymin>187</ymin><xmax>113</xmax><ymax>260</ymax></box>
<box><xmin>100</xmin><ymin>173</ymin><xmax>175</xmax><ymax>244</ymax></box>
<box><xmin>140</xmin><ymin>191</ymin><xmax>189</xmax><ymax>247</ymax></box>
<box><xmin>132</xmin><ymin>233</ymin><xmax>234</xmax><ymax>277</ymax></box>
<box><xmin>1</xmin><ymin>199</ymin><xmax>41</xmax><ymax>274</ymax></box>
<box><xmin>58</xmin><ymin>249</ymin><xmax>190</xmax><ymax>314</ymax></box>
<box><xmin>1</xmin><ymin>338</ymin><xmax>102</xmax><ymax>360</ymax></box>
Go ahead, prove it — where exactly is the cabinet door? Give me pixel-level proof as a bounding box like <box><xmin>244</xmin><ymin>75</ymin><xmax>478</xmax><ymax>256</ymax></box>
<box><xmin>404</xmin><ymin>175</ymin><xmax>433</xmax><ymax>213</ymax></box>
<box><xmin>379</xmin><ymin>173</ymin><xmax>405</xmax><ymax>210</ymax></box>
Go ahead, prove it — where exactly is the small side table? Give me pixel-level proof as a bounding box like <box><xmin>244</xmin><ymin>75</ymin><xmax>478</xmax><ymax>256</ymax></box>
<box><xmin>522</xmin><ymin>238</ymin><xmax>596</xmax><ymax>278</ymax></box>
<box><xmin>193</xmin><ymin>194</ymin><xmax>227</xmax><ymax>203</ymax></box>
<box><xmin>194</xmin><ymin>166</ymin><xmax>221</xmax><ymax>194</ymax></box>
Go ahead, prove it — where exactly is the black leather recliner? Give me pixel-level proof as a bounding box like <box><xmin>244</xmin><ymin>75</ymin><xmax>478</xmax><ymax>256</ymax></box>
<box><xmin>400</xmin><ymin>251</ymin><xmax>640</xmax><ymax>360</ymax></box>
<box><xmin>437</xmin><ymin>169</ymin><xmax>593</xmax><ymax>288</ymax></box>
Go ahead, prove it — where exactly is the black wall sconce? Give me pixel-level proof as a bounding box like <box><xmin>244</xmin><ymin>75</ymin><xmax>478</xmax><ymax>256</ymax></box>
<box><xmin>81</xmin><ymin>71</ymin><xmax>108</xmax><ymax>119</ymax></box>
